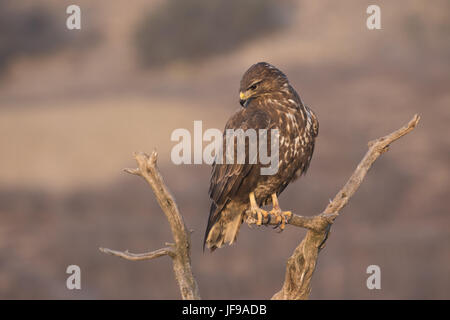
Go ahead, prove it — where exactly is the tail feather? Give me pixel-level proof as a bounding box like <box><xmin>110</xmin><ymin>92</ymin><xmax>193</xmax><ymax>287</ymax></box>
<box><xmin>223</xmin><ymin>214</ymin><xmax>242</xmax><ymax>244</ymax></box>
<box><xmin>203</xmin><ymin>202</ymin><xmax>244</xmax><ymax>252</ymax></box>
<box><xmin>203</xmin><ymin>202</ymin><xmax>218</xmax><ymax>251</ymax></box>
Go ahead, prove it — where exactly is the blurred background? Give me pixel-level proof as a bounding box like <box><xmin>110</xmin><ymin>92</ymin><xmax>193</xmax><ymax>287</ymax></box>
<box><xmin>0</xmin><ymin>0</ymin><xmax>449</xmax><ymax>299</ymax></box>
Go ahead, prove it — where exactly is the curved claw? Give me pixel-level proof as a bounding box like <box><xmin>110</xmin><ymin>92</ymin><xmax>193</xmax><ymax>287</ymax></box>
<box><xmin>269</xmin><ymin>210</ymin><xmax>292</xmax><ymax>232</ymax></box>
<box><xmin>255</xmin><ymin>208</ymin><xmax>269</xmax><ymax>226</ymax></box>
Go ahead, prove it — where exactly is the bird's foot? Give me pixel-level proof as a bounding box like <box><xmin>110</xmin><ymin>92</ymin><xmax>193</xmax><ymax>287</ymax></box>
<box><xmin>249</xmin><ymin>192</ymin><xmax>270</xmax><ymax>226</ymax></box>
<box><xmin>269</xmin><ymin>192</ymin><xmax>292</xmax><ymax>232</ymax></box>
<box><xmin>269</xmin><ymin>208</ymin><xmax>292</xmax><ymax>232</ymax></box>
<box><xmin>250</xmin><ymin>206</ymin><xmax>269</xmax><ymax>226</ymax></box>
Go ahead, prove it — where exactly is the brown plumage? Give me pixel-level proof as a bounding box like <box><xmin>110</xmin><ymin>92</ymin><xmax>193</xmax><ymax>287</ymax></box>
<box><xmin>204</xmin><ymin>62</ymin><xmax>319</xmax><ymax>251</ymax></box>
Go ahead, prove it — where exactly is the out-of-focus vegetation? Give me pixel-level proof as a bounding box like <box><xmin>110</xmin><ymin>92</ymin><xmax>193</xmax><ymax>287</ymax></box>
<box><xmin>0</xmin><ymin>2</ymin><xmax>64</xmax><ymax>73</ymax></box>
<box><xmin>0</xmin><ymin>1</ymin><xmax>98</xmax><ymax>75</ymax></box>
<box><xmin>134</xmin><ymin>0</ymin><xmax>293</xmax><ymax>67</ymax></box>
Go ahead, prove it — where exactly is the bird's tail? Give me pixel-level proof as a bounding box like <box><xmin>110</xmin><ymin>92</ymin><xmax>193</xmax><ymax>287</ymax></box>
<box><xmin>203</xmin><ymin>202</ymin><xmax>244</xmax><ymax>252</ymax></box>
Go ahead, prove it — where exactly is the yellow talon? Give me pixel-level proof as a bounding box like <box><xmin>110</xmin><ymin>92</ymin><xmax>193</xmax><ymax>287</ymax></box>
<box><xmin>269</xmin><ymin>193</ymin><xmax>292</xmax><ymax>232</ymax></box>
<box><xmin>249</xmin><ymin>192</ymin><xmax>269</xmax><ymax>226</ymax></box>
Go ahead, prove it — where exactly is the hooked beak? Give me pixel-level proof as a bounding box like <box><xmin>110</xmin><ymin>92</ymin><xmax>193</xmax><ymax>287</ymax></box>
<box><xmin>239</xmin><ymin>91</ymin><xmax>248</xmax><ymax>107</ymax></box>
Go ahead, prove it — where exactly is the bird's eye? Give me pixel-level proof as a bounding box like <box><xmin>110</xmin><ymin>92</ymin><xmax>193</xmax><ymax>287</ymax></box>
<box><xmin>248</xmin><ymin>82</ymin><xmax>260</xmax><ymax>91</ymax></box>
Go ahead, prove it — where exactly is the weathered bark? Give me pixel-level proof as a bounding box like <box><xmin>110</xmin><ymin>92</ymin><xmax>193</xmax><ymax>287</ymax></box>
<box><xmin>101</xmin><ymin>114</ymin><xmax>420</xmax><ymax>300</ymax></box>
<box><xmin>270</xmin><ymin>114</ymin><xmax>420</xmax><ymax>299</ymax></box>
<box><xmin>100</xmin><ymin>151</ymin><xmax>200</xmax><ymax>300</ymax></box>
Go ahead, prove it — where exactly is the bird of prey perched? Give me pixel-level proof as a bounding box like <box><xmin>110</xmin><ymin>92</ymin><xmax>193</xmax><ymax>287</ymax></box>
<box><xmin>204</xmin><ymin>62</ymin><xmax>319</xmax><ymax>251</ymax></box>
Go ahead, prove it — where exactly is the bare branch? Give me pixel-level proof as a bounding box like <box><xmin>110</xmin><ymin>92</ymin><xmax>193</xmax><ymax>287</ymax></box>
<box><xmin>99</xmin><ymin>247</ymin><xmax>175</xmax><ymax>261</ymax></box>
<box><xmin>100</xmin><ymin>151</ymin><xmax>201</xmax><ymax>300</ymax></box>
<box><xmin>271</xmin><ymin>114</ymin><xmax>420</xmax><ymax>300</ymax></box>
<box><xmin>323</xmin><ymin>114</ymin><xmax>420</xmax><ymax>216</ymax></box>
<box><xmin>245</xmin><ymin>211</ymin><xmax>338</xmax><ymax>232</ymax></box>
<box><xmin>101</xmin><ymin>114</ymin><xmax>419</xmax><ymax>300</ymax></box>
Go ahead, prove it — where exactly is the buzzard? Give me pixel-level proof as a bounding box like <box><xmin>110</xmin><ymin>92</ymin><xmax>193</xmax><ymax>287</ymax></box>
<box><xmin>204</xmin><ymin>62</ymin><xmax>319</xmax><ymax>251</ymax></box>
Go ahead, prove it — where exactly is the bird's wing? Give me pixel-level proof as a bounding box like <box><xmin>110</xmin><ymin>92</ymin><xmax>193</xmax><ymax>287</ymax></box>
<box><xmin>305</xmin><ymin>104</ymin><xmax>319</xmax><ymax>138</ymax></box>
<box><xmin>206</xmin><ymin>107</ymin><xmax>273</xmax><ymax>234</ymax></box>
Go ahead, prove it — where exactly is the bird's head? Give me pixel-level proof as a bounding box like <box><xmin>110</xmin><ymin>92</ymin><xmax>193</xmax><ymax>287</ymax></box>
<box><xmin>239</xmin><ymin>62</ymin><xmax>289</xmax><ymax>107</ymax></box>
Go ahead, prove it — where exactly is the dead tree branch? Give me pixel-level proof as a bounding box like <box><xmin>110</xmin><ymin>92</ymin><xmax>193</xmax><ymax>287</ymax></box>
<box><xmin>100</xmin><ymin>114</ymin><xmax>419</xmax><ymax>300</ymax></box>
<box><xmin>100</xmin><ymin>151</ymin><xmax>200</xmax><ymax>300</ymax></box>
<box><xmin>99</xmin><ymin>247</ymin><xmax>175</xmax><ymax>261</ymax></box>
<box><xmin>269</xmin><ymin>114</ymin><xmax>420</xmax><ymax>300</ymax></box>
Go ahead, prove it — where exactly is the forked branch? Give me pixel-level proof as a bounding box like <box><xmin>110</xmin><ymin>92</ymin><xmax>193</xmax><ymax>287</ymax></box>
<box><xmin>270</xmin><ymin>114</ymin><xmax>420</xmax><ymax>299</ymax></box>
<box><xmin>100</xmin><ymin>151</ymin><xmax>200</xmax><ymax>300</ymax></box>
<box><xmin>100</xmin><ymin>114</ymin><xmax>419</xmax><ymax>300</ymax></box>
